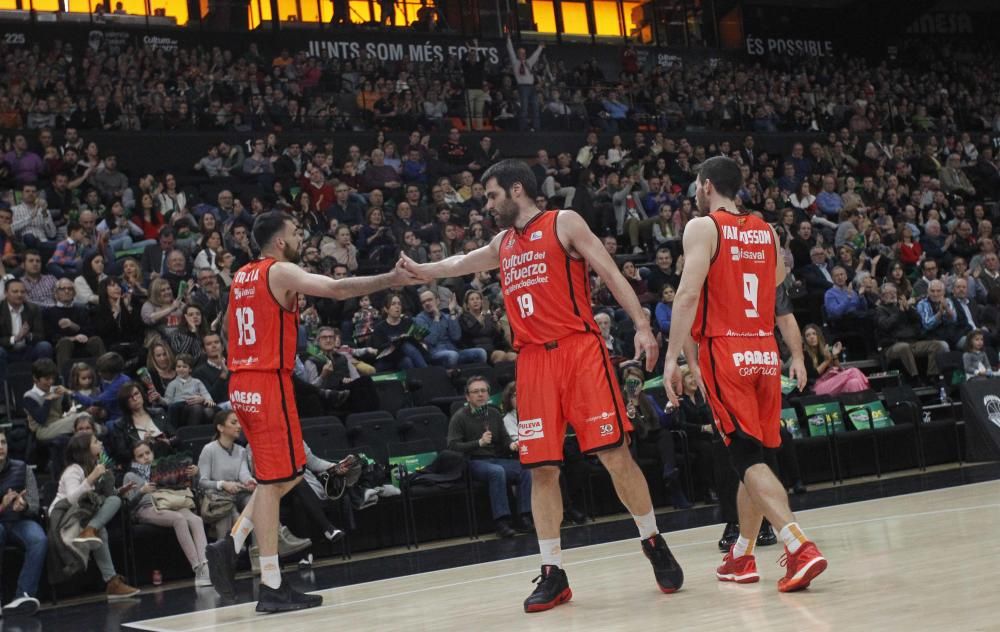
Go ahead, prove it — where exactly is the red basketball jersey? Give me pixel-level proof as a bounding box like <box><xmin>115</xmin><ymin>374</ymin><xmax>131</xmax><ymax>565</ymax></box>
<box><xmin>227</xmin><ymin>258</ymin><xmax>299</xmax><ymax>373</ymax></box>
<box><xmin>499</xmin><ymin>211</ymin><xmax>597</xmax><ymax>349</ymax></box>
<box><xmin>691</xmin><ymin>210</ymin><xmax>777</xmax><ymax>341</ymax></box>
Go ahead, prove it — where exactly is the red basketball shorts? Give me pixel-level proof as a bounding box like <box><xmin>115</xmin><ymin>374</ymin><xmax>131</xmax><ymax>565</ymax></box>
<box><xmin>515</xmin><ymin>332</ymin><xmax>633</xmax><ymax>467</ymax></box>
<box><xmin>698</xmin><ymin>336</ymin><xmax>782</xmax><ymax>448</ymax></box>
<box><xmin>228</xmin><ymin>370</ymin><xmax>306</xmax><ymax>484</ymax></box>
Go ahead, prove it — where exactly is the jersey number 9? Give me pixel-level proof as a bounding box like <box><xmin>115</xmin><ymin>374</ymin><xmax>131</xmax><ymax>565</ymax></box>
<box><xmin>743</xmin><ymin>273</ymin><xmax>759</xmax><ymax>319</ymax></box>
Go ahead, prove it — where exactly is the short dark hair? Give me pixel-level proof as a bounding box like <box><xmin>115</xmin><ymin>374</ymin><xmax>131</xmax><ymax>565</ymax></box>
<box><xmin>131</xmin><ymin>439</ymin><xmax>154</xmax><ymax>459</ymax></box>
<box><xmin>32</xmin><ymin>358</ymin><xmax>59</xmax><ymax>381</ymax></box>
<box><xmin>252</xmin><ymin>211</ymin><xmax>292</xmax><ymax>250</ymax></box>
<box><xmin>465</xmin><ymin>375</ymin><xmax>489</xmax><ymax>394</ymax></box>
<box><xmin>481</xmin><ymin>159</ymin><xmax>538</xmax><ymax>199</ymax></box>
<box><xmin>158</xmin><ymin>225</ymin><xmax>175</xmax><ymax>239</ymax></box>
<box><xmin>95</xmin><ymin>352</ymin><xmax>124</xmax><ymax>378</ymax></box>
<box><xmin>67</xmin><ymin>221</ymin><xmax>83</xmax><ymax>234</ymax></box>
<box><xmin>176</xmin><ymin>353</ymin><xmax>195</xmax><ymax>367</ymax></box>
<box><xmin>696</xmin><ymin>156</ymin><xmax>742</xmax><ymax>200</ymax></box>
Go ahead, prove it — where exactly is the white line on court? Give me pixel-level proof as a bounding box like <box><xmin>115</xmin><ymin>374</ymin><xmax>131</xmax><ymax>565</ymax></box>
<box><xmin>124</xmin><ymin>480</ymin><xmax>1000</xmax><ymax>632</ymax></box>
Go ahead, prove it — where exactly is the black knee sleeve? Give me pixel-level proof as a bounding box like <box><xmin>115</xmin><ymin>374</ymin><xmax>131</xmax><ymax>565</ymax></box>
<box><xmin>727</xmin><ymin>434</ymin><xmax>767</xmax><ymax>481</ymax></box>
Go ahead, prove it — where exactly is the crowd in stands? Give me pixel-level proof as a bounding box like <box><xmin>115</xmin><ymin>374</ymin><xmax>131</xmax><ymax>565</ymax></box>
<box><xmin>0</xmin><ymin>35</ymin><xmax>998</xmax><ymax>613</ymax></box>
<box><xmin>1</xmin><ymin>39</ymin><xmax>1000</xmax><ymax>135</ymax></box>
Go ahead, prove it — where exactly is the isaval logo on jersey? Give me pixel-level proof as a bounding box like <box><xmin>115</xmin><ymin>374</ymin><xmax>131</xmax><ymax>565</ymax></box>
<box><xmin>530</xmin><ymin>230</ymin><xmax>543</xmax><ymax>241</ymax></box>
<box><xmin>731</xmin><ymin>246</ymin><xmax>766</xmax><ymax>262</ymax></box>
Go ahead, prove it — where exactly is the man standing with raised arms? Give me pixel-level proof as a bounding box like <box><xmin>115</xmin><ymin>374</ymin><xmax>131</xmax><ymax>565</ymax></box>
<box><xmin>402</xmin><ymin>159</ymin><xmax>683</xmax><ymax>613</ymax></box>
<box><xmin>206</xmin><ymin>211</ymin><xmax>419</xmax><ymax>612</ymax></box>
<box><xmin>662</xmin><ymin>156</ymin><xmax>827</xmax><ymax>591</ymax></box>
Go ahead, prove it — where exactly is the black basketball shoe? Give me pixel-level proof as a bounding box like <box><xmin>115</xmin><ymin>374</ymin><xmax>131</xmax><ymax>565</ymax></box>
<box><xmin>756</xmin><ymin>520</ymin><xmax>778</xmax><ymax>547</ymax></box>
<box><xmin>523</xmin><ymin>565</ymin><xmax>572</xmax><ymax>613</ymax></box>
<box><xmin>641</xmin><ymin>534</ymin><xmax>684</xmax><ymax>593</ymax></box>
<box><xmin>255</xmin><ymin>581</ymin><xmax>324</xmax><ymax>613</ymax></box>
<box><xmin>718</xmin><ymin>522</ymin><xmax>740</xmax><ymax>552</ymax></box>
<box><xmin>205</xmin><ymin>535</ymin><xmax>238</xmax><ymax>600</ymax></box>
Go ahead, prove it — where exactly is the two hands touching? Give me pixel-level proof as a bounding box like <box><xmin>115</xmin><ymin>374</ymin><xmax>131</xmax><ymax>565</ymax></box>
<box><xmin>393</xmin><ymin>252</ymin><xmax>431</xmax><ymax>286</ymax></box>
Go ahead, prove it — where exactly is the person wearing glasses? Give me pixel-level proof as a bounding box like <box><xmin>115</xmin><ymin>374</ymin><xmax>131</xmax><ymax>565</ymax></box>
<box><xmin>43</xmin><ymin>279</ymin><xmax>106</xmax><ymax>372</ymax></box>
<box><xmin>415</xmin><ymin>290</ymin><xmax>487</xmax><ymax>368</ymax></box>
<box><xmin>447</xmin><ymin>376</ymin><xmax>531</xmax><ymax>538</ymax></box>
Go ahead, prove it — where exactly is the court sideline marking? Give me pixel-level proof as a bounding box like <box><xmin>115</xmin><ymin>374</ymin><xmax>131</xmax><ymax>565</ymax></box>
<box><xmin>125</xmin><ymin>481</ymin><xmax>1000</xmax><ymax>632</ymax></box>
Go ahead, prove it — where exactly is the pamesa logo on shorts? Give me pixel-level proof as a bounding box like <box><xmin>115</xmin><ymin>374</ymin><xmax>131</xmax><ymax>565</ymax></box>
<box><xmin>231</xmin><ymin>391</ymin><xmax>263</xmax><ymax>405</ymax></box>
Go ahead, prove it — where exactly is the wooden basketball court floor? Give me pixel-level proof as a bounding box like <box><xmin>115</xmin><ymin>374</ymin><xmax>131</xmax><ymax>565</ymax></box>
<box><xmin>126</xmin><ymin>480</ymin><xmax>1000</xmax><ymax>632</ymax></box>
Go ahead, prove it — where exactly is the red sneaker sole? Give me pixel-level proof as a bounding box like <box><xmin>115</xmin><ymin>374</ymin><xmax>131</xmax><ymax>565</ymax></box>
<box><xmin>717</xmin><ymin>572</ymin><xmax>761</xmax><ymax>584</ymax></box>
<box><xmin>778</xmin><ymin>557</ymin><xmax>828</xmax><ymax>593</ymax></box>
<box><xmin>658</xmin><ymin>586</ymin><xmax>679</xmax><ymax>594</ymax></box>
<box><xmin>524</xmin><ymin>588</ymin><xmax>572</xmax><ymax>613</ymax></box>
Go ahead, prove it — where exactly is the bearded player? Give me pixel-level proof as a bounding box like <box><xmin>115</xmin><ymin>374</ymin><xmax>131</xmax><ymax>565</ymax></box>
<box><xmin>402</xmin><ymin>159</ymin><xmax>683</xmax><ymax>613</ymax></box>
<box><xmin>663</xmin><ymin>156</ymin><xmax>827</xmax><ymax>591</ymax></box>
<box><xmin>206</xmin><ymin>211</ymin><xmax>419</xmax><ymax>612</ymax></box>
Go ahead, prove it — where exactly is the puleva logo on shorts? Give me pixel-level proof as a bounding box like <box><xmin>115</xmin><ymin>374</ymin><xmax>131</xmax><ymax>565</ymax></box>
<box><xmin>518</xmin><ymin>418</ymin><xmax>544</xmax><ymax>441</ymax></box>
<box><xmin>731</xmin><ymin>350</ymin><xmax>779</xmax><ymax>376</ymax></box>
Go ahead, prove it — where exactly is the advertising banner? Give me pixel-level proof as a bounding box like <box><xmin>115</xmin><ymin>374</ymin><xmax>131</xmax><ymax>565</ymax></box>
<box><xmin>960</xmin><ymin>378</ymin><xmax>1000</xmax><ymax>462</ymax></box>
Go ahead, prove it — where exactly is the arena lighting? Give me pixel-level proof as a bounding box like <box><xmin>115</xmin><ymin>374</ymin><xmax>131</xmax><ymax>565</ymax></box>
<box><xmin>11</xmin><ymin>0</ymin><xmax>189</xmax><ymax>24</ymax></box>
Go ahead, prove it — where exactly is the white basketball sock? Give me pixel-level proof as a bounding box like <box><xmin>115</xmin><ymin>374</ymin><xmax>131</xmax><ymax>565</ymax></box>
<box><xmin>779</xmin><ymin>522</ymin><xmax>808</xmax><ymax>554</ymax></box>
<box><xmin>538</xmin><ymin>538</ymin><xmax>562</xmax><ymax>568</ymax></box>
<box><xmin>231</xmin><ymin>517</ymin><xmax>254</xmax><ymax>553</ymax></box>
<box><xmin>733</xmin><ymin>535</ymin><xmax>754</xmax><ymax>558</ymax></box>
<box><xmin>260</xmin><ymin>555</ymin><xmax>281</xmax><ymax>590</ymax></box>
<box><xmin>633</xmin><ymin>511</ymin><xmax>658</xmax><ymax>540</ymax></box>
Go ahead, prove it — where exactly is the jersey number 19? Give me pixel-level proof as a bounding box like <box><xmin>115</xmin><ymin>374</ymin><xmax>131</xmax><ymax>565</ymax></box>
<box><xmin>517</xmin><ymin>293</ymin><xmax>535</xmax><ymax>318</ymax></box>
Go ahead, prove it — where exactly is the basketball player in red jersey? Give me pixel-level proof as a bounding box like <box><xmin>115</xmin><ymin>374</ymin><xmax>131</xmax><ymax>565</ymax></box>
<box><xmin>663</xmin><ymin>156</ymin><xmax>827</xmax><ymax>592</ymax></box>
<box><xmin>205</xmin><ymin>211</ymin><xmax>419</xmax><ymax>612</ymax></box>
<box><xmin>401</xmin><ymin>160</ymin><xmax>683</xmax><ymax>613</ymax></box>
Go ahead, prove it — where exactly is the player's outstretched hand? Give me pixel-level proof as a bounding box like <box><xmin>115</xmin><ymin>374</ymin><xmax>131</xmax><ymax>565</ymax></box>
<box><xmin>662</xmin><ymin>358</ymin><xmax>681</xmax><ymax>408</ymax></box>
<box><xmin>634</xmin><ymin>327</ymin><xmax>658</xmax><ymax>372</ymax></box>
